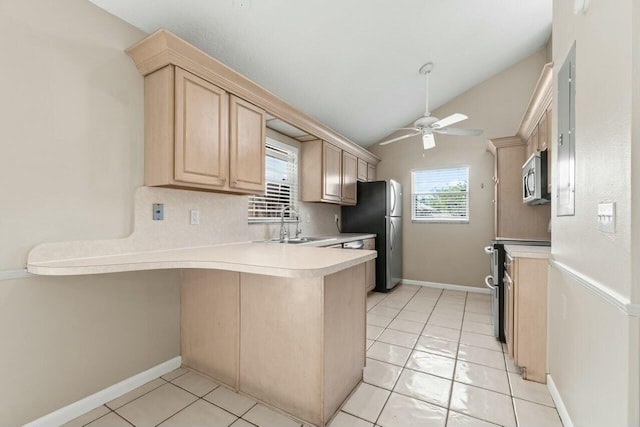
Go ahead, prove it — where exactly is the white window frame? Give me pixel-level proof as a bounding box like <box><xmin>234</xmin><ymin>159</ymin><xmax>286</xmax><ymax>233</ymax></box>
<box><xmin>411</xmin><ymin>166</ymin><xmax>470</xmax><ymax>224</ymax></box>
<box><xmin>248</xmin><ymin>137</ymin><xmax>299</xmax><ymax>223</ymax></box>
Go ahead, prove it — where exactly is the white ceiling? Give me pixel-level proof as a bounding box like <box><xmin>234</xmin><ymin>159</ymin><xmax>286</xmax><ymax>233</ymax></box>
<box><xmin>89</xmin><ymin>0</ymin><xmax>552</xmax><ymax>147</ymax></box>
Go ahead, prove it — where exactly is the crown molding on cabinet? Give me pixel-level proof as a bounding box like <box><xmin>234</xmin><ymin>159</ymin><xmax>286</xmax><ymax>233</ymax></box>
<box><xmin>517</xmin><ymin>62</ymin><xmax>553</xmax><ymax>141</ymax></box>
<box><xmin>125</xmin><ymin>29</ymin><xmax>380</xmax><ymax>165</ymax></box>
<box><xmin>486</xmin><ymin>136</ymin><xmax>525</xmax><ymax>156</ymax></box>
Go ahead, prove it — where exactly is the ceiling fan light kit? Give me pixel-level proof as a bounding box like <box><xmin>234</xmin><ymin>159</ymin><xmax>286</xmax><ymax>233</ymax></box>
<box><xmin>379</xmin><ymin>62</ymin><xmax>484</xmax><ymax>150</ymax></box>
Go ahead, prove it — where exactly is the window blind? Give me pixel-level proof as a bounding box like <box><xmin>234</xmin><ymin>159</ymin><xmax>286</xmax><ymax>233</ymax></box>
<box><xmin>411</xmin><ymin>166</ymin><xmax>469</xmax><ymax>222</ymax></box>
<box><xmin>248</xmin><ymin>138</ymin><xmax>299</xmax><ymax>222</ymax></box>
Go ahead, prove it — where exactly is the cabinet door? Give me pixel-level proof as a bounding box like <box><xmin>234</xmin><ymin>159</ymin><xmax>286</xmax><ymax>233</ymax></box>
<box><xmin>546</xmin><ymin>107</ymin><xmax>552</xmax><ymax>194</ymax></box>
<box><xmin>367</xmin><ymin>164</ymin><xmax>376</xmax><ymax>181</ymax></box>
<box><xmin>229</xmin><ymin>95</ymin><xmax>266</xmax><ymax>194</ymax></box>
<box><xmin>365</xmin><ymin>259</ymin><xmax>375</xmax><ymax>292</ymax></box>
<box><xmin>538</xmin><ymin>114</ymin><xmax>548</xmax><ymax>151</ymax></box>
<box><xmin>357</xmin><ymin>158</ymin><xmax>368</xmax><ymax>182</ymax></box>
<box><xmin>505</xmin><ymin>270</ymin><xmax>514</xmax><ymax>359</ymax></box>
<box><xmin>174</xmin><ymin>68</ymin><xmax>228</xmax><ymax>187</ymax></box>
<box><xmin>341</xmin><ymin>151</ymin><xmax>358</xmax><ymax>205</ymax></box>
<box><xmin>322</xmin><ymin>141</ymin><xmax>342</xmax><ymax>202</ymax></box>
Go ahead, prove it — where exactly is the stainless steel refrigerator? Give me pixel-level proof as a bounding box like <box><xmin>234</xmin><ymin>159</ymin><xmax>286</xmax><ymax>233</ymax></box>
<box><xmin>341</xmin><ymin>180</ymin><xmax>402</xmax><ymax>292</ymax></box>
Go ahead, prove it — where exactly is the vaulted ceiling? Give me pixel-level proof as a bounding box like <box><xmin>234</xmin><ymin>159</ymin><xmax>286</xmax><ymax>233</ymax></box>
<box><xmin>89</xmin><ymin>0</ymin><xmax>552</xmax><ymax>147</ymax></box>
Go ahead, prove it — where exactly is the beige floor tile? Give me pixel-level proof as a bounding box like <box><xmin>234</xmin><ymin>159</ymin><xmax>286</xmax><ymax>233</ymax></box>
<box><xmin>457</xmin><ymin>344</ymin><xmax>505</xmax><ymax>370</ymax></box>
<box><xmin>367</xmin><ymin>339</ymin><xmax>375</xmax><ymax>349</ymax></box>
<box><xmin>377</xmin><ymin>329</ymin><xmax>419</xmax><ymax>348</ymax></box>
<box><xmin>464</xmin><ymin>303</ymin><xmax>492</xmax><ymax>316</ymax></box>
<box><xmin>459</xmin><ymin>331</ymin><xmax>503</xmax><ymax>352</ymax></box>
<box><xmin>403</xmin><ymin>300</ymin><xmax>436</xmax><ymax>313</ymax></box>
<box><xmin>367</xmin><ymin>314</ymin><xmax>394</xmax><ymax>328</ymax></box>
<box><xmin>116</xmin><ymin>383</ymin><xmax>197</xmax><ymax>427</ymax></box>
<box><xmin>369</xmin><ymin>306</ymin><xmax>401</xmax><ymax>318</ymax></box>
<box><xmin>504</xmin><ymin>354</ymin><xmax>521</xmax><ymax>373</ymax></box>
<box><xmin>417</xmin><ymin>287</ymin><xmax>442</xmax><ymax>297</ymax></box>
<box><xmin>342</xmin><ymin>383</ymin><xmax>390</xmax><ymax>423</ymax></box>
<box><xmin>421</xmin><ymin>325</ymin><xmax>460</xmax><ymax>342</ymax></box>
<box><xmin>463</xmin><ymin>312</ymin><xmax>492</xmax><ymax>325</ymax></box>
<box><xmin>171</xmin><ymin>371</ymin><xmax>219</xmax><ymax>397</ymax></box>
<box><xmin>367</xmin><ymin>342</ymin><xmax>412</xmax><ymax>366</ymax></box>
<box><xmin>162</xmin><ymin>367</ymin><xmax>189</xmax><ymax>381</ymax></box>
<box><xmin>62</xmin><ymin>405</ymin><xmax>111</xmax><ymax>427</ymax></box>
<box><xmin>327</xmin><ymin>411</ymin><xmax>374</xmax><ymax>427</ymax></box>
<box><xmin>414</xmin><ymin>336</ymin><xmax>459</xmax><ymax>358</ymax></box>
<box><xmin>159</xmin><ymin>399</ymin><xmax>237</xmax><ymax>427</ymax></box>
<box><xmin>86</xmin><ymin>412</ymin><xmax>131</xmax><ymax>427</ymax></box>
<box><xmin>229</xmin><ymin>419</ymin><xmax>254</xmax><ymax>427</ymax></box>
<box><xmin>379</xmin><ymin>297</ymin><xmax>409</xmax><ymax>309</ymax></box>
<box><xmin>450</xmin><ymin>382</ymin><xmax>516</xmax><ymax>427</ymax></box>
<box><xmin>513</xmin><ymin>398</ymin><xmax>563</xmax><ymax>427</ymax></box>
<box><xmin>387</xmin><ymin>318</ymin><xmax>425</xmax><ymax>334</ymax></box>
<box><xmin>364</xmin><ymin>358</ymin><xmax>403</xmax><ymax>390</ymax></box>
<box><xmin>462</xmin><ymin>320</ymin><xmax>494</xmax><ymax>336</ymax></box>
<box><xmin>405</xmin><ymin>350</ymin><xmax>455</xmax><ymax>379</ymax></box>
<box><xmin>428</xmin><ymin>315</ymin><xmax>462</xmax><ymax>329</ymax></box>
<box><xmin>377</xmin><ymin>392</ymin><xmax>447</xmax><ymax>427</ymax></box>
<box><xmin>396</xmin><ymin>310</ymin><xmax>430</xmax><ymax>323</ymax></box>
<box><xmin>508</xmin><ymin>373</ymin><xmax>555</xmax><ymax>407</ymax></box>
<box><xmin>393</xmin><ymin>369</ymin><xmax>451</xmax><ymax>407</ymax></box>
<box><xmin>204</xmin><ymin>387</ymin><xmax>257</xmax><ymax>416</ymax></box>
<box><xmin>243</xmin><ymin>404</ymin><xmax>301</xmax><ymax>427</ymax></box>
<box><xmin>454</xmin><ymin>361</ymin><xmax>510</xmax><ymax>395</ymax></box>
<box><xmin>432</xmin><ymin>308</ymin><xmax>464</xmax><ymax>318</ymax></box>
<box><xmin>367</xmin><ymin>324</ymin><xmax>385</xmax><ymax>340</ymax></box>
<box><xmin>367</xmin><ymin>292</ymin><xmax>387</xmax><ymax>306</ymax></box>
<box><xmin>107</xmin><ymin>378</ymin><xmax>166</xmax><ymax>410</ymax></box>
<box><xmin>446</xmin><ymin>410</ymin><xmax>499</xmax><ymax>426</ymax></box>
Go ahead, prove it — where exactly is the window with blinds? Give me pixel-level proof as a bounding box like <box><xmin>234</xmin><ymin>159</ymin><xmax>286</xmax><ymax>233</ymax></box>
<box><xmin>411</xmin><ymin>166</ymin><xmax>469</xmax><ymax>222</ymax></box>
<box><xmin>248</xmin><ymin>138</ymin><xmax>299</xmax><ymax>222</ymax></box>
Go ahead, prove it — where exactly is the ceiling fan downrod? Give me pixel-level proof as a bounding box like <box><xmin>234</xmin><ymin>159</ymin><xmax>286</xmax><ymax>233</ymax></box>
<box><xmin>419</xmin><ymin>62</ymin><xmax>433</xmax><ymax>117</ymax></box>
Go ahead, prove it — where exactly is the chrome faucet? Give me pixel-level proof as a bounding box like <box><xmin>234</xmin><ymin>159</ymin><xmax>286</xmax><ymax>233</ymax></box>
<box><xmin>280</xmin><ymin>205</ymin><xmax>296</xmax><ymax>241</ymax></box>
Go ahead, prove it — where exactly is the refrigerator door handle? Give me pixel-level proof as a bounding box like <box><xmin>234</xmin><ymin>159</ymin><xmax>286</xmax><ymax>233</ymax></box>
<box><xmin>390</xmin><ymin>183</ymin><xmax>397</xmax><ymax>215</ymax></box>
<box><xmin>390</xmin><ymin>220</ymin><xmax>395</xmax><ymax>252</ymax></box>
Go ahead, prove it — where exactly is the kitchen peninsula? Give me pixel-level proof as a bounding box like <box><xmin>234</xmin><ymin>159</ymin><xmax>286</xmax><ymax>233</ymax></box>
<box><xmin>28</xmin><ymin>241</ymin><xmax>375</xmax><ymax>427</ymax></box>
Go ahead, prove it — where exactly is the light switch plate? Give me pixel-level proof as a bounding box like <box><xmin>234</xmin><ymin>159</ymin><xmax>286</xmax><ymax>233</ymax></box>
<box><xmin>597</xmin><ymin>202</ymin><xmax>615</xmax><ymax>233</ymax></box>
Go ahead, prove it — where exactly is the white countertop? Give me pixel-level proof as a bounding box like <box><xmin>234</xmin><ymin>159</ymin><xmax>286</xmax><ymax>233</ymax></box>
<box><xmin>27</xmin><ymin>241</ymin><xmax>377</xmax><ymax>278</ymax></box>
<box><xmin>505</xmin><ymin>245</ymin><xmax>551</xmax><ymax>259</ymax></box>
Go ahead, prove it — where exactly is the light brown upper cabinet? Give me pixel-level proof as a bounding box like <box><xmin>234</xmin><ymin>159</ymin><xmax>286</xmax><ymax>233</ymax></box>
<box><xmin>174</xmin><ymin>67</ymin><xmax>228</xmax><ymax>189</ymax></box>
<box><xmin>301</xmin><ymin>139</ymin><xmax>359</xmax><ymax>205</ymax></box>
<box><xmin>357</xmin><ymin>158</ymin><xmax>368</xmax><ymax>182</ymax></box>
<box><xmin>341</xmin><ymin>151</ymin><xmax>358</xmax><ymax>205</ymax></box>
<box><xmin>367</xmin><ymin>164</ymin><xmax>376</xmax><ymax>181</ymax></box>
<box><xmin>144</xmin><ymin>65</ymin><xmax>265</xmax><ymax>194</ymax></box>
<box><xmin>229</xmin><ymin>95</ymin><xmax>266</xmax><ymax>193</ymax></box>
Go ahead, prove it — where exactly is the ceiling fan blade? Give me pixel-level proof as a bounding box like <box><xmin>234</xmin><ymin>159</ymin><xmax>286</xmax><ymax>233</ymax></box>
<box><xmin>433</xmin><ymin>127</ymin><xmax>484</xmax><ymax>136</ymax></box>
<box><xmin>379</xmin><ymin>130</ymin><xmax>421</xmax><ymax>146</ymax></box>
<box><xmin>431</xmin><ymin>113</ymin><xmax>468</xmax><ymax>129</ymax></box>
<box><xmin>422</xmin><ymin>133</ymin><xmax>436</xmax><ymax>150</ymax></box>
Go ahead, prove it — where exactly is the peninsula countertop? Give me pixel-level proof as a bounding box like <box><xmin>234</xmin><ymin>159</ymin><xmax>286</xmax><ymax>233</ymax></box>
<box><xmin>504</xmin><ymin>245</ymin><xmax>551</xmax><ymax>259</ymax></box>
<box><xmin>26</xmin><ymin>241</ymin><xmax>377</xmax><ymax>278</ymax></box>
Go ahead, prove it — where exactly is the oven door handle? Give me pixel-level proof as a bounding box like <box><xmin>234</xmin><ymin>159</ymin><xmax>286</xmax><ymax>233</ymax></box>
<box><xmin>484</xmin><ymin>245</ymin><xmax>494</xmax><ymax>255</ymax></box>
<box><xmin>484</xmin><ymin>275</ymin><xmax>497</xmax><ymax>290</ymax></box>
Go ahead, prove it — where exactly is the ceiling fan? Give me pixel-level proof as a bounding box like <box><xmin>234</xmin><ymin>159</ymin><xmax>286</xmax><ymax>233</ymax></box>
<box><xmin>379</xmin><ymin>62</ymin><xmax>483</xmax><ymax>150</ymax></box>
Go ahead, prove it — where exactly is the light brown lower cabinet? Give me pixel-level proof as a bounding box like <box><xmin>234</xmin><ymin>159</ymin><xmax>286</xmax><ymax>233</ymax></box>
<box><xmin>181</xmin><ymin>265</ymin><xmax>366</xmax><ymax>426</ymax></box>
<box><xmin>504</xmin><ymin>253</ymin><xmax>548</xmax><ymax>383</ymax></box>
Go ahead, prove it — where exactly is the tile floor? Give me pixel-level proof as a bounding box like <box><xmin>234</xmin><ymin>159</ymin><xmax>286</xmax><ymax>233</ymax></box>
<box><xmin>65</xmin><ymin>284</ymin><xmax>563</xmax><ymax>427</ymax></box>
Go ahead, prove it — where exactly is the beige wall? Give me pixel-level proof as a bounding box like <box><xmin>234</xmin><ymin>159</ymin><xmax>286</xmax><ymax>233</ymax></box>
<box><xmin>370</xmin><ymin>50</ymin><xmax>547</xmax><ymax>287</ymax></box>
<box><xmin>0</xmin><ymin>1</ymin><xmax>181</xmax><ymax>425</ymax></box>
<box><xmin>549</xmin><ymin>0</ymin><xmax>639</xmax><ymax>425</ymax></box>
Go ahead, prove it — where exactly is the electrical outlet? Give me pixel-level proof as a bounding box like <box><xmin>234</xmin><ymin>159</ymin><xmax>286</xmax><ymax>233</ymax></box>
<box><xmin>597</xmin><ymin>202</ymin><xmax>615</xmax><ymax>233</ymax></box>
<box><xmin>153</xmin><ymin>203</ymin><xmax>164</xmax><ymax>221</ymax></box>
<box><xmin>190</xmin><ymin>209</ymin><xmax>200</xmax><ymax>225</ymax></box>
<box><xmin>306</xmin><ymin>213</ymin><xmax>311</xmax><ymax>224</ymax></box>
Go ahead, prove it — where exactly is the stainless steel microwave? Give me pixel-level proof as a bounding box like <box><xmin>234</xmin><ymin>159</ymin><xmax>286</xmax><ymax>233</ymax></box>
<box><xmin>522</xmin><ymin>150</ymin><xmax>550</xmax><ymax>205</ymax></box>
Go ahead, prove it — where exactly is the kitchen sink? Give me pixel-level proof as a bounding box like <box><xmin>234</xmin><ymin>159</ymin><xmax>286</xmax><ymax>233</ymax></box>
<box><xmin>258</xmin><ymin>236</ymin><xmax>336</xmax><ymax>244</ymax></box>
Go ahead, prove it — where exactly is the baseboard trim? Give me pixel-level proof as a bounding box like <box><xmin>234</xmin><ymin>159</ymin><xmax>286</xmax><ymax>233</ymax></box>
<box><xmin>547</xmin><ymin>374</ymin><xmax>574</xmax><ymax>427</ymax></box>
<box><xmin>23</xmin><ymin>356</ymin><xmax>182</xmax><ymax>427</ymax></box>
<box><xmin>401</xmin><ymin>279</ymin><xmax>490</xmax><ymax>294</ymax></box>
<box><xmin>550</xmin><ymin>260</ymin><xmax>640</xmax><ymax>317</ymax></box>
